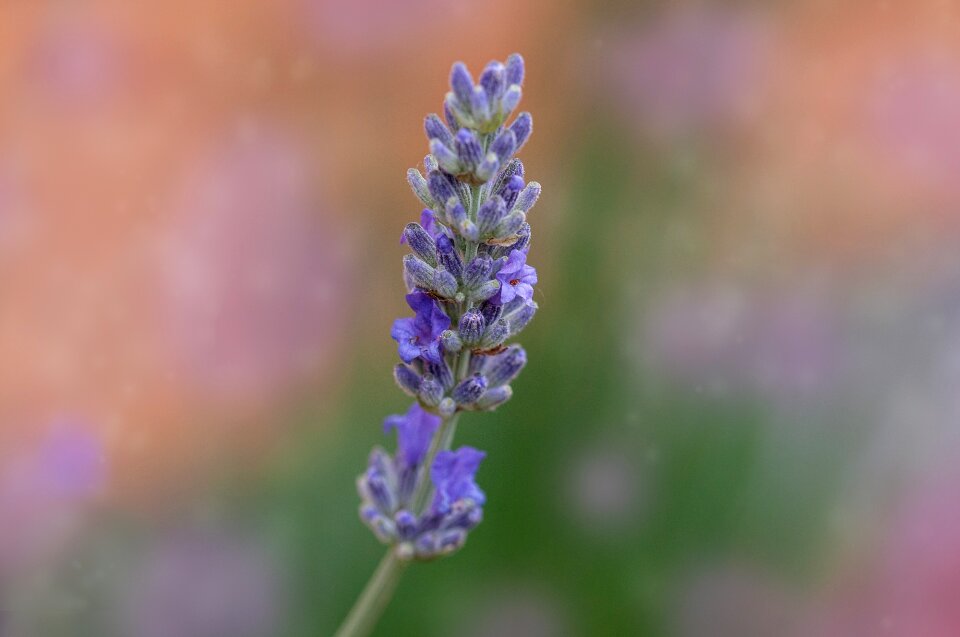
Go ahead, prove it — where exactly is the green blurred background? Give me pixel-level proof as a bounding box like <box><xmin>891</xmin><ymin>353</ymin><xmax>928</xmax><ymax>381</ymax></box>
<box><xmin>3</xmin><ymin>1</ymin><xmax>960</xmax><ymax>635</ymax></box>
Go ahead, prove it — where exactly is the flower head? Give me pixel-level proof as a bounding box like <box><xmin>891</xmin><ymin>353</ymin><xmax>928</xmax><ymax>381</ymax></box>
<box><xmin>495</xmin><ymin>249</ymin><xmax>538</xmax><ymax>304</ymax></box>
<box><xmin>391</xmin><ymin>292</ymin><xmax>451</xmax><ymax>363</ymax></box>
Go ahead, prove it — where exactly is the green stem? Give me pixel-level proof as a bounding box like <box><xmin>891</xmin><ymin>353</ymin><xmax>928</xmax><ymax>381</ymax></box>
<box><xmin>333</xmin><ymin>549</ymin><xmax>407</xmax><ymax>637</ymax></box>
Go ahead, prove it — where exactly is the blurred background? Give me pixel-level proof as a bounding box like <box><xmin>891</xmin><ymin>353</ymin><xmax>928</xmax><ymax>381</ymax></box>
<box><xmin>2</xmin><ymin>0</ymin><xmax>959</xmax><ymax>635</ymax></box>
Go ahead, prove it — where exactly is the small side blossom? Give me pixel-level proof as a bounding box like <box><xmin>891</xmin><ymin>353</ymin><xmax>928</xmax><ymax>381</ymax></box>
<box><xmin>391</xmin><ymin>292</ymin><xmax>451</xmax><ymax>364</ymax></box>
<box><xmin>358</xmin><ymin>406</ymin><xmax>485</xmax><ymax>560</ymax></box>
<box><xmin>495</xmin><ymin>249</ymin><xmax>537</xmax><ymax>304</ymax></box>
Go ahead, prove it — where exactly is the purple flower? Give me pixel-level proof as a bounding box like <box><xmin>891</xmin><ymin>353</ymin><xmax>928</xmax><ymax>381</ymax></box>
<box><xmin>495</xmin><ymin>250</ymin><xmax>538</xmax><ymax>305</ymax></box>
<box><xmin>383</xmin><ymin>403</ymin><xmax>441</xmax><ymax>468</ymax></box>
<box><xmin>431</xmin><ymin>446</ymin><xmax>486</xmax><ymax>514</ymax></box>
<box><xmin>391</xmin><ymin>292</ymin><xmax>451</xmax><ymax>363</ymax></box>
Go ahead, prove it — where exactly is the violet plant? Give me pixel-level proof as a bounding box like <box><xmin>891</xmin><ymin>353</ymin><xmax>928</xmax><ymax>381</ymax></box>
<box><xmin>334</xmin><ymin>53</ymin><xmax>540</xmax><ymax>637</ymax></box>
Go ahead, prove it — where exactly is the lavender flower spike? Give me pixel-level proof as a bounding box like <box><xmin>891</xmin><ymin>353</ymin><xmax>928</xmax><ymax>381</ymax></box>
<box><xmin>339</xmin><ymin>52</ymin><xmax>542</xmax><ymax>637</ymax></box>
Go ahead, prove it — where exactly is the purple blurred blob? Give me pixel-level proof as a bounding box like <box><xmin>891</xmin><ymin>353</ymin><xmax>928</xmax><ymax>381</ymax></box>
<box><xmin>567</xmin><ymin>443</ymin><xmax>643</xmax><ymax>533</ymax></box>
<box><xmin>673</xmin><ymin>563</ymin><xmax>799</xmax><ymax>637</ymax></box>
<box><xmin>463</xmin><ymin>588</ymin><xmax>569</xmax><ymax>637</ymax></box>
<box><xmin>302</xmin><ymin>0</ymin><xmax>460</xmax><ymax>54</ymax></box>
<box><xmin>642</xmin><ymin>281</ymin><xmax>841</xmax><ymax>404</ymax></box>
<box><xmin>0</xmin><ymin>420</ymin><xmax>105</xmax><ymax>576</ymax></box>
<box><xmin>36</xmin><ymin>421</ymin><xmax>107</xmax><ymax>498</ymax></box>
<box><xmin>868</xmin><ymin>56</ymin><xmax>960</xmax><ymax>195</ymax></box>
<box><xmin>122</xmin><ymin>529</ymin><xmax>284</xmax><ymax>637</ymax></box>
<box><xmin>604</xmin><ymin>6</ymin><xmax>772</xmax><ymax>140</ymax></box>
<box><xmin>160</xmin><ymin>129</ymin><xmax>350</xmax><ymax>401</ymax></box>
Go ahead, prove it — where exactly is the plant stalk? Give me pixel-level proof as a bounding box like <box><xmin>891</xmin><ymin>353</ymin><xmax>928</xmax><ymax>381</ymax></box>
<box><xmin>333</xmin><ymin>549</ymin><xmax>407</xmax><ymax>637</ymax></box>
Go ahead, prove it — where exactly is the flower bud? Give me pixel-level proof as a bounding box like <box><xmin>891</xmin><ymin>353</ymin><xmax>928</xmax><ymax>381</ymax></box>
<box><xmin>444</xmin><ymin>92</ymin><xmax>471</xmax><ymax>129</ymax></box>
<box><xmin>476</xmin><ymin>385</ymin><xmax>512</xmax><ymax>410</ymax></box>
<box><xmin>512</xmin><ymin>223</ymin><xmax>531</xmax><ymax>253</ymax></box>
<box><xmin>462</xmin><ymin>255</ymin><xmax>493</xmax><ymax>288</ymax></box>
<box><xmin>507</xmin><ymin>300</ymin><xmax>538</xmax><ymax>335</ymax></box>
<box><xmin>426</xmin><ymin>359</ymin><xmax>454</xmax><ymax>390</ymax></box>
<box><xmin>446</xmin><ymin>199</ymin><xmax>478</xmax><ymax>240</ymax></box>
<box><xmin>394</xmin><ymin>510</ymin><xmax>418</xmax><ymax>541</ymax></box>
<box><xmin>403</xmin><ymin>254</ymin><xmax>436</xmax><ymax>290</ymax></box>
<box><xmin>443</xmin><ymin>101</ymin><xmax>458</xmax><ymax>130</ymax></box>
<box><xmin>490</xmin><ymin>129</ymin><xmax>516</xmax><ymax>163</ymax></box>
<box><xmin>501</xmin><ymin>84</ymin><xmax>522</xmax><ymax>114</ymax></box>
<box><xmin>476</xmin><ymin>152</ymin><xmax>500</xmax><ymax>183</ymax></box>
<box><xmin>435</xmin><ymin>234</ymin><xmax>463</xmax><ymax>279</ymax></box>
<box><xmin>450</xmin><ymin>62</ymin><xmax>475</xmax><ymax>109</ymax></box>
<box><xmin>500</xmin><ymin>175</ymin><xmax>525</xmax><ymax>210</ymax></box>
<box><xmin>505</xmin><ymin>53</ymin><xmax>525</xmax><ymax>86</ymax></box>
<box><xmin>407</xmin><ymin>168</ymin><xmax>433</xmax><ymax>207</ymax></box>
<box><xmin>362</xmin><ymin>470</ymin><xmax>396</xmax><ymax>513</ymax></box>
<box><xmin>430</xmin><ymin>139</ymin><xmax>461</xmax><ymax>174</ymax></box>
<box><xmin>418</xmin><ymin>375</ymin><xmax>444</xmax><ymax>407</ymax></box>
<box><xmin>515</xmin><ymin>181</ymin><xmax>541</xmax><ymax>213</ymax></box>
<box><xmin>424</xmin><ymin>114</ymin><xmax>454</xmax><ymax>146</ymax></box>
<box><xmin>394</xmin><ymin>364</ymin><xmax>422</xmax><ymax>396</ymax></box>
<box><xmin>492</xmin><ymin>211</ymin><xmax>525</xmax><ymax>241</ymax></box>
<box><xmin>492</xmin><ymin>159</ymin><xmax>523</xmax><ymax>195</ymax></box>
<box><xmin>428</xmin><ymin>170</ymin><xmax>457</xmax><ymax>203</ymax></box>
<box><xmin>454</xmin><ymin>129</ymin><xmax>483</xmax><ymax>172</ymax></box>
<box><xmin>480</xmin><ymin>319</ymin><xmax>508</xmax><ymax>349</ymax></box>
<box><xmin>479</xmin><ymin>61</ymin><xmax>505</xmax><ymax>100</ymax></box>
<box><xmin>493</xmin><ymin>223</ymin><xmax>530</xmax><ymax>259</ymax></box>
<box><xmin>470</xmin><ymin>86</ymin><xmax>490</xmax><ymax>122</ymax></box>
<box><xmin>404</xmin><ymin>223</ymin><xmax>437</xmax><ymax>266</ymax></box>
<box><xmin>477</xmin><ymin>196</ymin><xmax>507</xmax><ymax>235</ymax></box>
<box><xmin>432</xmin><ymin>268</ymin><xmax>458</xmax><ymax>298</ymax></box>
<box><xmin>471</xmin><ymin>280</ymin><xmax>501</xmax><ymax>303</ymax></box>
<box><xmin>509</xmin><ymin>112</ymin><xmax>532</xmax><ymax>151</ymax></box>
<box><xmin>360</xmin><ymin>505</ymin><xmax>396</xmax><ymax>543</ymax></box>
<box><xmin>485</xmin><ymin>345</ymin><xmax>526</xmax><ymax>386</ymax></box>
<box><xmin>478</xmin><ymin>300</ymin><xmax>503</xmax><ymax>325</ymax></box>
<box><xmin>452</xmin><ymin>374</ymin><xmax>487</xmax><ymax>405</ymax></box>
<box><xmin>440</xmin><ymin>329</ymin><xmax>462</xmax><ymax>353</ymax></box>
<box><xmin>458</xmin><ymin>310</ymin><xmax>486</xmax><ymax>347</ymax></box>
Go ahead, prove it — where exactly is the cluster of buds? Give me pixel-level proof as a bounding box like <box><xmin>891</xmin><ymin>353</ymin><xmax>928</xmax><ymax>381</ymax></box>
<box><xmin>358</xmin><ymin>53</ymin><xmax>541</xmax><ymax>561</ymax></box>
<box><xmin>358</xmin><ymin>405</ymin><xmax>484</xmax><ymax>560</ymax></box>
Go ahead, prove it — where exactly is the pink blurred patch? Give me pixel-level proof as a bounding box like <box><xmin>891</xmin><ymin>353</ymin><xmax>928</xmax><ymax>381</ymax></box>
<box><xmin>302</xmin><ymin>0</ymin><xmax>463</xmax><ymax>54</ymax></box>
<box><xmin>22</xmin><ymin>11</ymin><xmax>125</xmax><ymax>109</ymax></box>
<box><xmin>867</xmin><ymin>55</ymin><xmax>960</xmax><ymax>197</ymax></box>
<box><xmin>800</xmin><ymin>472</ymin><xmax>960</xmax><ymax>637</ymax></box>
<box><xmin>604</xmin><ymin>6</ymin><xmax>774</xmax><ymax>140</ymax></box>
<box><xmin>159</xmin><ymin>128</ymin><xmax>350</xmax><ymax>404</ymax></box>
